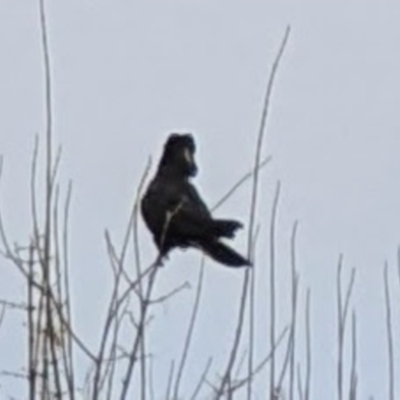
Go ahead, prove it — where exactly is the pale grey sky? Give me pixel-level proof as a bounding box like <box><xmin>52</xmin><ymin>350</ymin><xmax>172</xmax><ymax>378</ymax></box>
<box><xmin>1</xmin><ymin>1</ymin><xmax>400</xmax><ymax>399</ymax></box>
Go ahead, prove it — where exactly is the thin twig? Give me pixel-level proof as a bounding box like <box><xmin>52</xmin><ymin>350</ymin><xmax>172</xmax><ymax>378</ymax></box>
<box><xmin>349</xmin><ymin>310</ymin><xmax>357</xmax><ymax>400</ymax></box>
<box><xmin>63</xmin><ymin>182</ymin><xmax>75</xmax><ymax>398</ymax></box>
<box><xmin>173</xmin><ymin>257</ymin><xmax>206</xmax><ymax>399</ymax></box>
<box><xmin>297</xmin><ymin>364</ymin><xmax>304</xmax><ymax>400</ymax></box>
<box><xmin>174</xmin><ymin>159</ymin><xmax>265</xmax><ymax>400</ymax></box>
<box><xmin>248</xmin><ymin>246</ymin><xmax>255</xmax><ymax>400</ymax></box>
<box><xmin>217</xmin><ymin>25</ymin><xmax>291</xmax><ymax>400</ymax></box>
<box><xmin>211</xmin><ymin>156</ymin><xmax>272</xmax><ymax>212</ymax></box>
<box><xmin>269</xmin><ymin>181</ymin><xmax>281</xmax><ymax>398</ymax></box>
<box><xmin>215</xmin><ymin>270</ymin><xmax>249</xmax><ymax>399</ymax></box>
<box><xmin>165</xmin><ymin>360</ymin><xmax>175</xmax><ymax>400</ymax></box>
<box><xmin>119</xmin><ymin>196</ymin><xmax>185</xmax><ymax>400</ymax></box>
<box><xmin>190</xmin><ymin>358</ymin><xmax>213</xmax><ymax>400</ymax></box>
<box><xmin>149</xmin><ymin>281</ymin><xmax>190</xmax><ymax>305</ymax></box>
<box><xmin>28</xmin><ymin>243</ymin><xmax>36</xmax><ymax>400</ymax></box>
<box><xmin>92</xmin><ymin>232</ymin><xmax>126</xmax><ymax>399</ymax></box>
<box><xmin>38</xmin><ymin>0</ymin><xmax>65</xmax><ymax>395</ymax></box>
<box><xmin>132</xmin><ymin>158</ymin><xmax>153</xmax><ymax>400</ymax></box>
<box><xmin>225</xmin><ymin>327</ymin><xmax>289</xmax><ymax>396</ymax></box>
<box><xmin>336</xmin><ymin>255</ymin><xmax>343</xmax><ymax>400</ymax></box>
<box><xmin>383</xmin><ymin>262</ymin><xmax>394</xmax><ymax>400</ymax></box>
<box><xmin>304</xmin><ymin>289</ymin><xmax>311</xmax><ymax>400</ymax></box>
<box><xmin>30</xmin><ymin>136</ymin><xmax>43</xmax><ymax>268</ymax></box>
<box><xmin>250</xmin><ymin>25</ymin><xmax>290</xmax><ymax>400</ymax></box>
<box><xmin>119</xmin><ymin>265</ymin><xmax>159</xmax><ymax>400</ymax></box>
<box><xmin>92</xmin><ymin>162</ymin><xmax>152</xmax><ymax>399</ymax></box>
<box><xmin>148</xmin><ymin>356</ymin><xmax>155</xmax><ymax>400</ymax></box>
<box><xmin>289</xmin><ymin>221</ymin><xmax>299</xmax><ymax>400</ymax></box>
<box><xmin>337</xmin><ymin>256</ymin><xmax>356</xmax><ymax>400</ymax></box>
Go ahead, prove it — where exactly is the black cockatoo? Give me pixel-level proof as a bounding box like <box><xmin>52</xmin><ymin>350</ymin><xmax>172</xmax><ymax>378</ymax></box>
<box><xmin>141</xmin><ymin>133</ymin><xmax>251</xmax><ymax>267</ymax></box>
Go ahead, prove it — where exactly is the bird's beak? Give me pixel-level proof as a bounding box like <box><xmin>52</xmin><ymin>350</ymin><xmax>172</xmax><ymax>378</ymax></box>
<box><xmin>183</xmin><ymin>148</ymin><xmax>192</xmax><ymax>164</ymax></box>
<box><xmin>184</xmin><ymin>147</ymin><xmax>198</xmax><ymax>176</ymax></box>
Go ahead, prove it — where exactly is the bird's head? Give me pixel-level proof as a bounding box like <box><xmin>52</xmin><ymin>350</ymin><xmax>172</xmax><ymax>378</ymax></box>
<box><xmin>158</xmin><ymin>133</ymin><xmax>198</xmax><ymax>178</ymax></box>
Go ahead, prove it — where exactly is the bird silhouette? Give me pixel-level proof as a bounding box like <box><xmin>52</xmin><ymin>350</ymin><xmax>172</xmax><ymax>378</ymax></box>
<box><xmin>141</xmin><ymin>133</ymin><xmax>251</xmax><ymax>267</ymax></box>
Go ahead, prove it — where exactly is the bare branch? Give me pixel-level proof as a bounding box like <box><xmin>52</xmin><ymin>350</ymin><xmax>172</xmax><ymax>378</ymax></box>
<box><xmin>190</xmin><ymin>358</ymin><xmax>213</xmax><ymax>400</ymax></box>
<box><xmin>349</xmin><ymin>310</ymin><xmax>357</xmax><ymax>400</ymax></box>
<box><xmin>63</xmin><ymin>182</ymin><xmax>75</xmax><ymax>398</ymax></box>
<box><xmin>383</xmin><ymin>262</ymin><xmax>394</xmax><ymax>400</ymax></box>
<box><xmin>297</xmin><ymin>364</ymin><xmax>304</xmax><ymax>400</ymax></box>
<box><xmin>336</xmin><ymin>256</ymin><xmax>356</xmax><ymax>400</ymax></box>
<box><xmin>269</xmin><ymin>181</ymin><xmax>281</xmax><ymax>398</ymax></box>
<box><xmin>227</xmin><ymin>326</ymin><xmax>289</xmax><ymax>395</ymax></box>
<box><xmin>211</xmin><ymin>156</ymin><xmax>272</xmax><ymax>212</ymax></box>
<box><xmin>132</xmin><ymin>158</ymin><xmax>153</xmax><ymax>400</ymax></box>
<box><xmin>148</xmin><ymin>281</ymin><xmax>190</xmax><ymax>305</ymax></box>
<box><xmin>304</xmin><ymin>289</ymin><xmax>311</xmax><ymax>400</ymax></box>
<box><xmin>173</xmin><ymin>257</ymin><xmax>206</xmax><ymax>399</ymax></box>
<box><xmin>165</xmin><ymin>360</ymin><xmax>175</xmax><ymax>400</ymax></box>
<box><xmin>217</xmin><ymin>25</ymin><xmax>291</xmax><ymax>400</ymax></box>
<box><xmin>289</xmin><ymin>221</ymin><xmax>299</xmax><ymax>400</ymax></box>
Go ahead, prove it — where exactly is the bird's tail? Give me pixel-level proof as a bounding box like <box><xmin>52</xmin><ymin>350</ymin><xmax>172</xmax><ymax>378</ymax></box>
<box><xmin>212</xmin><ymin>219</ymin><xmax>243</xmax><ymax>238</ymax></box>
<box><xmin>199</xmin><ymin>239</ymin><xmax>251</xmax><ymax>267</ymax></box>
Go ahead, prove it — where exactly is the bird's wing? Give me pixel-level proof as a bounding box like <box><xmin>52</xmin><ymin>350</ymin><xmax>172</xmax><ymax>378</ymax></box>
<box><xmin>154</xmin><ymin>180</ymin><xmax>214</xmax><ymax>239</ymax></box>
<box><xmin>185</xmin><ymin>182</ymin><xmax>211</xmax><ymax>218</ymax></box>
<box><xmin>142</xmin><ymin>177</ymin><xmax>211</xmax><ymax>238</ymax></box>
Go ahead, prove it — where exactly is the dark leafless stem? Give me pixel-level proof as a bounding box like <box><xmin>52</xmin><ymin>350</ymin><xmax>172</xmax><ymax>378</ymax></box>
<box><xmin>297</xmin><ymin>364</ymin><xmax>304</xmax><ymax>400</ymax></box>
<box><xmin>149</xmin><ymin>356</ymin><xmax>155</xmax><ymax>400</ymax></box>
<box><xmin>92</xmin><ymin>163</ymin><xmax>152</xmax><ymax>399</ymax></box>
<box><xmin>289</xmin><ymin>221</ymin><xmax>299</xmax><ymax>400</ymax></box>
<box><xmin>54</xmin><ymin>186</ymin><xmax>75</xmax><ymax>400</ymax></box>
<box><xmin>304</xmin><ymin>289</ymin><xmax>311</xmax><ymax>400</ymax></box>
<box><xmin>383</xmin><ymin>262</ymin><xmax>394</xmax><ymax>400</ymax></box>
<box><xmin>28</xmin><ymin>243</ymin><xmax>36</xmax><ymax>400</ymax></box>
<box><xmin>235</xmin><ymin>350</ymin><xmax>249</xmax><ymax>378</ymax></box>
<box><xmin>247</xmin><ymin>24</ymin><xmax>291</xmax><ymax>253</ymax></box>
<box><xmin>38</xmin><ymin>0</ymin><xmax>64</xmax><ymax>396</ymax></box>
<box><xmin>190</xmin><ymin>358</ymin><xmax>213</xmax><ymax>400</ymax></box>
<box><xmin>30</xmin><ymin>136</ymin><xmax>43</xmax><ymax>267</ymax></box>
<box><xmin>104</xmin><ymin>305</ymin><xmax>126</xmax><ymax>400</ymax></box>
<box><xmin>132</xmin><ymin>164</ymin><xmax>152</xmax><ymax>400</ymax></box>
<box><xmin>92</xmin><ymin>233</ymin><xmax>125</xmax><ymax>399</ymax></box>
<box><xmin>50</xmin><ymin>285</ymin><xmax>95</xmax><ymax>361</ymax></box>
<box><xmin>174</xmin><ymin>157</ymin><xmax>268</xmax><ymax>400</ymax></box>
<box><xmin>119</xmin><ymin>265</ymin><xmax>159</xmax><ymax>400</ymax></box>
<box><xmin>248</xmin><ymin>26</ymin><xmax>290</xmax><ymax>400</ymax></box>
<box><xmin>248</xmin><ymin>272</ymin><xmax>255</xmax><ymax>400</ymax></box>
<box><xmin>215</xmin><ymin>270</ymin><xmax>249</xmax><ymax>399</ymax></box>
<box><xmin>277</xmin><ymin>275</ymin><xmax>297</xmax><ymax>391</ymax></box>
<box><xmin>337</xmin><ymin>256</ymin><xmax>356</xmax><ymax>400</ymax></box>
<box><xmin>349</xmin><ymin>310</ymin><xmax>357</xmax><ymax>400</ymax></box>
<box><xmin>225</xmin><ymin>327</ymin><xmax>289</xmax><ymax>396</ymax></box>
<box><xmin>63</xmin><ymin>183</ymin><xmax>75</xmax><ymax>398</ymax></box>
<box><xmin>173</xmin><ymin>257</ymin><xmax>206</xmax><ymax>399</ymax></box>
<box><xmin>165</xmin><ymin>360</ymin><xmax>175</xmax><ymax>400</ymax></box>
<box><xmin>54</xmin><ymin>186</ymin><xmax>73</xmax><ymax>399</ymax></box>
<box><xmin>211</xmin><ymin>156</ymin><xmax>272</xmax><ymax>212</ymax></box>
<box><xmin>149</xmin><ymin>281</ymin><xmax>190</xmax><ymax>304</ymax></box>
<box><xmin>269</xmin><ymin>181</ymin><xmax>280</xmax><ymax>398</ymax></box>
<box><xmin>217</xmin><ymin>25</ymin><xmax>291</xmax><ymax>400</ymax></box>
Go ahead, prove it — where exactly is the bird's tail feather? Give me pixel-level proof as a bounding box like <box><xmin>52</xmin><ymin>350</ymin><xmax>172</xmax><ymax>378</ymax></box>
<box><xmin>200</xmin><ymin>239</ymin><xmax>251</xmax><ymax>267</ymax></box>
<box><xmin>212</xmin><ymin>219</ymin><xmax>243</xmax><ymax>238</ymax></box>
